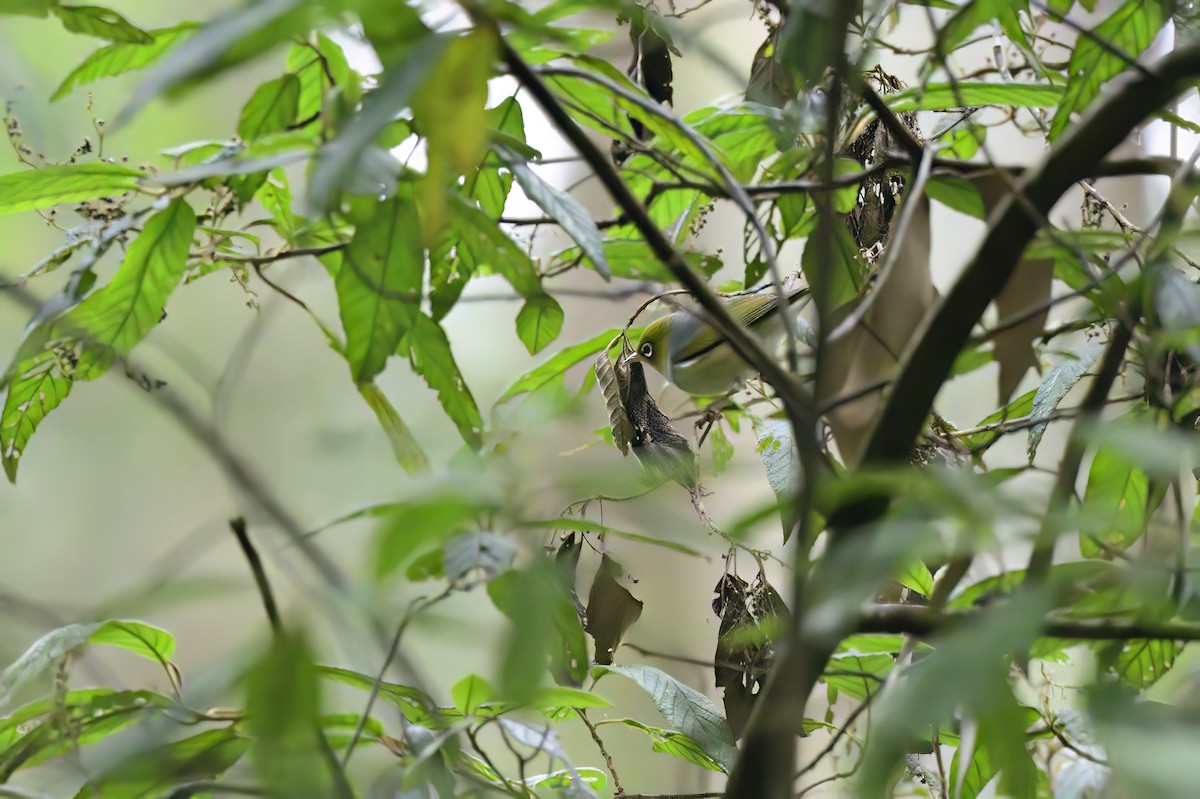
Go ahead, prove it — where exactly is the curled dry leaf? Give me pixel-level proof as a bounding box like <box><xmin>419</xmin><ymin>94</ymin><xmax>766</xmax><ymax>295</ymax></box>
<box><xmin>596</xmin><ymin>347</ymin><xmax>633</xmax><ymax>455</ymax></box>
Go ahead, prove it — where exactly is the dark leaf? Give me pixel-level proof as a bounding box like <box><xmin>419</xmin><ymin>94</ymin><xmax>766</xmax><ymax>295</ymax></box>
<box><xmin>585</xmin><ymin>554</ymin><xmax>643</xmax><ymax>665</ymax></box>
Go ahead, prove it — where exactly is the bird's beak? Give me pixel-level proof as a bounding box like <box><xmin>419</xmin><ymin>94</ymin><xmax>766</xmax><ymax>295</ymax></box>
<box><xmin>619</xmin><ymin>351</ymin><xmax>638</xmax><ymax>366</ymax></box>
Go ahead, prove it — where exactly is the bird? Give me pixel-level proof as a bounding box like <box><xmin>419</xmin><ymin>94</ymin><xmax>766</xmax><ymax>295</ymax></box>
<box><xmin>626</xmin><ymin>286</ymin><xmax>811</xmax><ymax>396</ymax></box>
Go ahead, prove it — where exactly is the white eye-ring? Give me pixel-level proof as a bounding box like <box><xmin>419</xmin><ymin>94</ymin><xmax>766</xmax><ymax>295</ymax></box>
<box><xmin>640</xmin><ymin>342</ymin><xmax>654</xmax><ymax>358</ymax></box>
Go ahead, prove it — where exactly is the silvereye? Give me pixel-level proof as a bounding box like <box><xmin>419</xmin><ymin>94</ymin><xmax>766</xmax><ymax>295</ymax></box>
<box><xmin>627</xmin><ymin>286</ymin><xmax>810</xmax><ymax>396</ymax></box>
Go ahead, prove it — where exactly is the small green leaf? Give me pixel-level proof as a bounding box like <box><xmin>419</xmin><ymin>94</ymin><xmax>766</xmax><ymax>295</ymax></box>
<box><xmin>317</xmin><ymin>666</ymin><xmax>438</xmax><ymax>727</ymax></box>
<box><xmin>358</xmin><ymin>383</ymin><xmax>429</xmax><ymax>475</ymax></box>
<box><xmin>403</xmin><ymin>314</ymin><xmax>484</xmax><ymax>449</ymax></box>
<box><xmin>237</xmin><ymin>73</ymin><xmax>301</xmax><ymax>141</ymax></box>
<box><xmin>52</xmin><ymin>23</ymin><xmax>197</xmax><ymax>100</ymax></box>
<box><xmin>593</xmin><ymin>664</ymin><xmax>737</xmax><ymax>772</ymax></box>
<box><xmin>451</xmin><ymin>674</ymin><xmax>495</xmax><ymax>715</ymax></box>
<box><xmin>0</xmin><ymin>162</ymin><xmax>142</xmax><ymax>215</ymax></box>
<box><xmin>516</xmin><ymin>294</ymin><xmax>565</xmax><ymax>355</ymax></box>
<box><xmin>51</xmin><ymin>4</ymin><xmax>152</xmax><ymax>43</ymax></box>
<box><xmin>612</xmin><ymin>719</ymin><xmax>724</xmax><ymax>772</ymax></box>
<box><xmin>1</xmin><ymin>348</ymin><xmax>73</xmax><ymax>482</ymax></box>
<box><xmin>336</xmin><ymin>193</ymin><xmax>423</xmax><ymax>385</ymax></box>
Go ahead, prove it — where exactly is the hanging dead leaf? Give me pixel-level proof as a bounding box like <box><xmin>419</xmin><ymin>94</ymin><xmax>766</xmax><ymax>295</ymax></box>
<box><xmin>746</xmin><ymin>26</ymin><xmax>796</xmax><ymax>108</ymax></box>
<box><xmin>974</xmin><ymin>173</ymin><xmax>1054</xmax><ymax>401</ymax></box>
<box><xmin>585</xmin><ymin>554</ymin><xmax>644</xmax><ymax>665</ymax></box>
<box><xmin>622</xmin><ymin>361</ymin><xmax>698</xmax><ymax>491</ymax></box>
<box><xmin>818</xmin><ymin>190</ymin><xmax>935</xmax><ymax>466</ymax></box>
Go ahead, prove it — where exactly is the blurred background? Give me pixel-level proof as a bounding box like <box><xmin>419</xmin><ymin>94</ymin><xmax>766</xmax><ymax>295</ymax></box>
<box><xmin>0</xmin><ymin>1</ymin><xmax>1190</xmax><ymax>795</ymax></box>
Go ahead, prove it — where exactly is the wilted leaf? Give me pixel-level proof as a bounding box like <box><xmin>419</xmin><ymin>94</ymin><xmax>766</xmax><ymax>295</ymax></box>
<box><xmin>444</xmin><ymin>531</ymin><xmax>516</xmax><ymax>583</ymax></box>
<box><xmin>585</xmin><ymin>554</ymin><xmax>643</xmax><ymax>665</ymax></box>
<box><xmin>595</xmin><ymin>348</ymin><xmax>632</xmax><ymax>455</ymax></box>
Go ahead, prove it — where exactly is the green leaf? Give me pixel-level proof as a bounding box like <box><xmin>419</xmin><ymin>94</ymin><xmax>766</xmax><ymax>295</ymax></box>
<box><xmin>336</xmin><ymin>193</ymin><xmax>423</xmax><ymax>385</ymax></box>
<box><xmin>452</xmin><ymin>674</ymin><xmax>495</xmax><ymax>714</ymax></box>
<box><xmin>497</xmin><ymin>328</ymin><xmax>623</xmax><ymax>404</ymax></box>
<box><xmin>73</xmin><ymin>728</ymin><xmax>250</xmax><ymax>798</ymax></box>
<box><xmin>0</xmin><ymin>690</ymin><xmax>173</xmax><ymax>780</ymax></box>
<box><xmin>52</xmin><ymin>22</ymin><xmax>197</xmax><ymax>100</ymax></box>
<box><xmin>246</xmin><ymin>630</ymin><xmax>330</xmax><ymax>799</ymax></box>
<box><xmin>0</xmin><ymin>162</ymin><xmax>142</xmax><ymax>215</ymax></box>
<box><xmin>60</xmin><ymin>198</ymin><xmax>197</xmax><ymax>379</ymax></box>
<box><xmin>516</xmin><ymin>294</ymin><xmax>565</xmax><ymax>355</ymax></box>
<box><xmin>961</xmin><ymin>389</ymin><xmax>1036</xmax><ymax>451</ymax></box>
<box><xmin>502</xmin><ymin>150</ymin><xmax>610</xmax><ymax>279</ymax></box>
<box><xmin>1100</xmin><ymin>639</ymin><xmax>1179</xmax><ymax>688</ymax></box>
<box><xmin>358</xmin><ymin>383</ymin><xmax>429</xmax><ymax>476</ymax></box>
<box><xmin>1049</xmin><ymin>0</ymin><xmax>1165</xmax><ymax>140</ymax></box>
<box><xmin>403</xmin><ymin>314</ymin><xmax>484</xmax><ymax>449</ymax></box>
<box><xmin>308</xmin><ymin>33</ymin><xmax>445</xmax><ymax>211</ymax></box>
<box><xmin>51</xmin><ymin>4</ymin><xmax>152</xmax><ymax>43</ymax></box>
<box><xmin>611</xmin><ymin>719</ymin><xmax>724</xmax><ymax>772</ymax></box>
<box><xmin>316</xmin><ymin>666</ymin><xmax>438</xmax><ymax>727</ymax></box>
<box><xmin>1080</xmin><ymin>444</ymin><xmax>1150</xmax><ymax>556</ymax></box>
<box><xmin>88</xmin><ymin>620</ymin><xmax>175</xmax><ymax>664</ymax></box>
<box><xmin>119</xmin><ymin>0</ymin><xmax>338</xmax><ymax>123</ymax></box>
<box><xmin>926</xmin><ymin>174</ymin><xmax>985</xmax><ymax>219</ymax></box>
<box><xmin>801</xmin><ymin>219</ymin><xmax>862</xmax><ymax>317</ymax></box>
<box><xmin>1027</xmin><ymin>340</ymin><xmax>1103</xmax><ymax>460</ymax></box>
<box><xmin>886</xmin><ymin>81</ymin><xmax>1063</xmax><ymax>112</ymax></box>
<box><xmin>594</xmin><ymin>664</ymin><xmax>737</xmax><ymax>772</ymax></box>
<box><xmin>237</xmin><ymin>73</ymin><xmax>301</xmax><ymax>141</ymax></box>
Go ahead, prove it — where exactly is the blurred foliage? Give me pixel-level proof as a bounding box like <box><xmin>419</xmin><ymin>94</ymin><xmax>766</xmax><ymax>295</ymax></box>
<box><xmin>3</xmin><ymin>0</ymin><xmax>1200</xmax><ymax>798</ymax></box>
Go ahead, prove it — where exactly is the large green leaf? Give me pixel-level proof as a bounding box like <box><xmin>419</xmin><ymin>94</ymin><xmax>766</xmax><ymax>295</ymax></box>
<box><xmin>52</xmin><ymin>22</ymin><xmax>198</xmax><ymax>100</ymax></box>
<box><xmin>0</xmin><ymin>689</ymin><xmax>173</xmax><ymax>780</ymax></box>
<box><xmin>403</xmin><ymin>313</ymin><xmax>484</xmax><ymax>449</ymax></box>
<box><xmin>61</xmin><ymin>198</ymin><xmax>197</xmax><ymax>379</ymax></box>
<box><xmin>336</xmin><ymin>192</ymin><xmax>423</xmax><ymax>385</ymax></box>
<box><xmin>0</xmin><ymin>162</ymin><xmax>143</xmax><ymax>215</ymax></box>
<box><xmin>1049</xmin><ymin>0</ymin><xmax>1165</xmax><ymax>139</ymax></box>
<box><xmin>1079</xmin><ymin>444</ymin><xmax>1150</xmax><ymax>556</ymax></box>
<box><xmin>73</xmin><ymin>728</ymin><xmax>249</xmax><ymax>798</ymax></box>
<box><xmin>886</xmin><ymin>81</ymin><xmax>1063</xmax><ymax>112</ymax></box>
<box><xmin>594</xmin><ymin>664</ymin><xmax>737</xmax><ymax>772</ymax></box>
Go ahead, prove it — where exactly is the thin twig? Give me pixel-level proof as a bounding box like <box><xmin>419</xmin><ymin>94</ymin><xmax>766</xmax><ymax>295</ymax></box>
<box><xmin>229</xmin><ymin>517</ymin><xmax>280</xmax><ymax>633</ymax></box>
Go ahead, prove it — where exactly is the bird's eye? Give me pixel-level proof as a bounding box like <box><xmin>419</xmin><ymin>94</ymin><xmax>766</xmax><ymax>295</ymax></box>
<box><xmin>640</xmin><ymin>342</ymin><xmax>653</xmax><ymax>358</ymax></box>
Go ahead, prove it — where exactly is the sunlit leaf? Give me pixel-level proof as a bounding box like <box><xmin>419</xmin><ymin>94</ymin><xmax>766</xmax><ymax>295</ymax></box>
<box><xmin>516</xmin><ymin>294</ymin><xmax>565</xmax><ymax>355</ymax></box>
<box><xmin>403</xmin><ymin>313</ymin><xmax>484</xmax><ymax>449</ymax></box>
<box><xmin>358</xmin><ymin>383</ymin><xmax>429</xmax><ymax>475</ymax></box>
<box><xmin>886</xmin><ymin>82</ymin><xmax>1063</xmax><ymax>112</ymax></box>
<box><xmin>1049</xmin><ymin>0</ymin><xmax>1165</xmax><ymax>140</ymax></box>
<box><xmin>497</xmin><ymin>328</ymin><xmax>623</xmax><ymax>404</ymax></box>
<box><xmin>1080</xmin><ymin>443</ymin><xmax>1150</xmax><ymax>556</ymax></box>
<box><xmin>0</xmin><ymin>162</ymin><xmax>142</xmax><ymax>215</ymax></box>
<box><xmin>237</xmin><ymin>73</ymin><xmax>301</xmax><ymax>141</ymax></box>
<box><xmin>53</xmin><ymin>22</ymin><xmax>197</xmax><ymax>100</ymax></box>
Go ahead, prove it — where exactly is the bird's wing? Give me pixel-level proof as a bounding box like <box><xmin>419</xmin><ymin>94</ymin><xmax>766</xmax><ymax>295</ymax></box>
<box><xmin>673</xmin><ymin>287</ymin><xmax>806</xmax><ymax>363</ymax></box>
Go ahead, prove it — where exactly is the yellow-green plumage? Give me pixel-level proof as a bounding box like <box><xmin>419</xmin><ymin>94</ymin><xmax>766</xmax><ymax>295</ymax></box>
<box><xmin>631</xmin><ymin>286</ymin><xmax>809</xmax><ymax>395</ymax></box>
